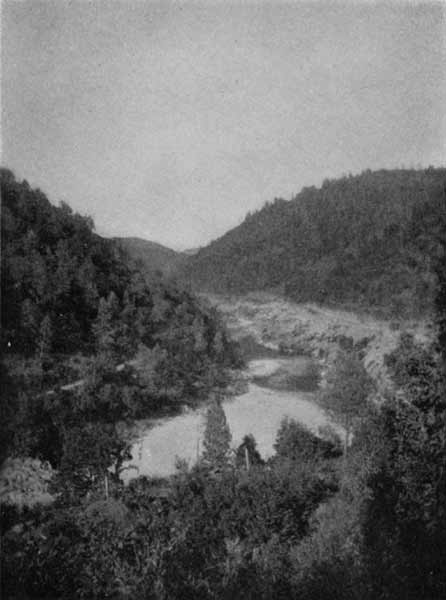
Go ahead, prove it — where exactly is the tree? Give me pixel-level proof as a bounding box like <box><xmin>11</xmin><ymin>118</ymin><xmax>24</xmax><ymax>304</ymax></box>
<box><xmin>433</xmin><ymin>183</ymin><xmax>446</xmax><ymax>370</ymax></box>
<box><xmin>363</xmin><ymin>337</ymin><xmax>446</xmax><ymax>599</ymax></box>
<box><xmin>273</xmin><ymin>418</ymin><xmax>341</xmax><ymax>463</ymax></box>
<box><xmin>57</xmin><ymin>423</ymin><xmax>130</xmax><ymax>503</ymax></box>
<box><xmin>320</xmin><ymin>350</ymin><xmax>374</xmax><ymax>457</ymax></box>
<box><xmin>20</xmin><ymin>298</ymin><xmax>39</xmax><ymax>354</ymax></box>
<box><xmin>212</xmin><ymin>331</ymin><xmax>225</xmax><ymax>360</ymax></box>
<box><xmin>192</xmin><ymin>316</ymin><xmax>207</xmax><ymax>353</ymax></box>
<box><xmin>235</xmin><ymin>434</ymin><xmax>263</xmax><ymax>469</ymax></box>
<box><xmin>38</xmin><ymin>314</ymin><xmax>52</xmax><ymax>361</ymax></box>
<box><xmin>201</xmin><ymin>396</ymin><xmax>232</xmax><ymax>469</ymax></box>
<box><xmin>92</xmin><ymin>293</ymin><xmax>118</xmax><ymax>359</ymax></box>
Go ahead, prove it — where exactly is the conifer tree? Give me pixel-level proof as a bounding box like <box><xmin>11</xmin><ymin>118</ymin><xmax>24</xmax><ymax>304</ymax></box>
<box><xmin>20</xmin><ymin>298</ymin><xmax>39</xmax><ymax>354</ymax></box>
<box><xmin>38</xmin><ymin>314</ymin><xmax>52</xmax><ymax>361</ymax></box>
<box><xmin>202</xmin><ymin>396</ymin><xmax>232</xmax><ymax>468</ymax></box>
<box><xmin>212</xmin><ymin>331</ymin><xmax>225</xmax><ymax>360</ymax></box>
<box><xmin>93</xmin><ymin>297</ymin><xmax>113</xmax><ymax>354</ymax></box>
<box><xmin>192</xmin><ymin>316</ymin><xmax>207</xmax><ymax>353</ymax></box>
<box><xmin>93</xmin><ymin>293</ymin><xmax>118</xmax><ymax>358</ymax></box>
<box><xmin>235</xmin><ymin>434</ymin><xmax>263</xmax><ymax>469</ymax></box>
<box><xmin>320</xmin><ymin>350</ymin><xmax>374</xmax><ymax>456</ymax></box>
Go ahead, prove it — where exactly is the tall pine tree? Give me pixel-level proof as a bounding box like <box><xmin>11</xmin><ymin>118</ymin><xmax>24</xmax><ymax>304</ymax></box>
<box><xmin>202</xmin><ymin>395</ymin><xmax>232</xmax><ymax>469</ymax></box>
<box><xmin>38</xmin><ymin>314</ymin><xmax>52</xmax><ymax>361</ymax></box>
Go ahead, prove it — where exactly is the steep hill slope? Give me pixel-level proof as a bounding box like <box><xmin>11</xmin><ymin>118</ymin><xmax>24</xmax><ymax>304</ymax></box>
<box><xmin>115</xmin><ymin>237</ymin><xmax>187</xmax><ymax>279</ymax></box>
<box><xmin>0</xmin><ymin>168</ymin><xmax>239</xmax><ymax>372</ymax></box>
<box><xmin>181</xmin><ymin>168</ymin><xmax>446</xmax><ymax>317</ymax></box>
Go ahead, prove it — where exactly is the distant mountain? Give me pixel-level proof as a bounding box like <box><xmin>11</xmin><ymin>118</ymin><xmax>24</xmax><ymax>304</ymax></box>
<box><xmin>115</xmin><ymin>237</ymin><xmax>187</xmax><ymax>278</ymax></box>
<box><xmin>183</xmin><ymin>247</ymin><xmax>201</xmax><ymax>256</ymax></box>
<box><xmin>180</xmin><ymin>168</ymin><xmax>446</xmax><ymax>317</ymax></box>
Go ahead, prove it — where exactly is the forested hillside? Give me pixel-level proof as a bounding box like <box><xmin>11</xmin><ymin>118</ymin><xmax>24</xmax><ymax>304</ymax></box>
<box><xmin>2</xmin><ymin>168</ymin><xmax>129</xmax><ymax>356</ymax></box>
<box><xmin>181</xmin><ymin>168</ymin><xmax>446</xmax><ymax>316</ymax></box>
<box><xmin>1</xmin><ymin>168</ymin><xmax>240</xmax><ymax>462</ymax></box>
<box><xmin>115</xmin><ymin>236</ymin><xmax>187</xmax><ymax>279</ymax></box>
<box><xmin>1</xmin><ymin>168</ymin><xmax>237</xmax><ymax>361</ymax></box>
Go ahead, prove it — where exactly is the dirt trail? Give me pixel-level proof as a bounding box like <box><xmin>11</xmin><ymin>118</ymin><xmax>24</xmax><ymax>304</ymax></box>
<box><xmin>45</xmin><ymin>359</ymin><xmax>139</xmax><ymax>396</ymax></box>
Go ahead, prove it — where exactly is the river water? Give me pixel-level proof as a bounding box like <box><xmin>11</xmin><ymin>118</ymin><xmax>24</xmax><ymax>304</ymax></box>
<box><xmin>122</xmin><ymin>353</ymin><xmax>338</xmax><ymax>482</ymax></box>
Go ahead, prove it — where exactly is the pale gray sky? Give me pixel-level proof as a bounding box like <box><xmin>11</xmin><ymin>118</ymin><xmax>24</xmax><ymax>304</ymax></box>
<box><xmin>2</xmin><ymin>1</ymin><xmax>445</xmax><ymax>250</ymax></box>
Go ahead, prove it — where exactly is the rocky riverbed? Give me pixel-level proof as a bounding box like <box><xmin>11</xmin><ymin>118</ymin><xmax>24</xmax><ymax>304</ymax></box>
<box><xmin>206</xmin><ymin>292</ymin><xmax>431</xmax><ymax>393</ymax></box>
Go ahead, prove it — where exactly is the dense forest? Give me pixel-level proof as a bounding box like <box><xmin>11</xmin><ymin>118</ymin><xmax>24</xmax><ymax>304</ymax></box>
<box><xmin>181</xmin><ymin>167</ymin><xmax>446</xmax><ymax>316</ymax></box>
<box><xmin>2</xmin><ymin>166</ymin><xmax>446</xmax><ymax>599</ymax></box>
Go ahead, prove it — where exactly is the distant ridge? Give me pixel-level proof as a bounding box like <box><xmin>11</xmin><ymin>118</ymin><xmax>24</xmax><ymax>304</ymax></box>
<box><xmin>115</xmin><ymin>237</ymin><xmax>187</xmax><ymax>278</ymax></box>
<box><xmin>183</xmin><ymin>247</ymin><xmax>201</xmax><ymax>256</ymax></box>
<box><xmin>179</xmin><ymin>167</ymin><xmax>446</xmax><ymax>317</ymax></box>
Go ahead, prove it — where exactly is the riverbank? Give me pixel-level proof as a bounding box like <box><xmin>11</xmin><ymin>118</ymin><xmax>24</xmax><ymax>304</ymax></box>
<box><xmin>248</xmin><ymin>357</ymin><xmax>320</xmax><ymax>393</ymax></box>
<box><xmin>122</xmin><ymin>351</ymin><xmax>332</xmax><ymax>481</ymax></box>
<box><xmin>205</xmin><ymin>292</ymin><xmax>431</xmax><ymax>393</ymax></box>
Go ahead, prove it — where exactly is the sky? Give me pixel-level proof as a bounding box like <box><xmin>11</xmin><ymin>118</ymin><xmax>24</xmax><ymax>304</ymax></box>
<box><xmin>2</xmin><ymin>1</ymin><xmax>445</xmax><ymax>250</ymax></box>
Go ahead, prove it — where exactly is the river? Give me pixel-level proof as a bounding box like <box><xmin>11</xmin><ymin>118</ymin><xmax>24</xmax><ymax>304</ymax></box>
<box><xmin>122</xmin><ymin>348</ymin><xmax>339</xmax><ymax>482</ymax></box>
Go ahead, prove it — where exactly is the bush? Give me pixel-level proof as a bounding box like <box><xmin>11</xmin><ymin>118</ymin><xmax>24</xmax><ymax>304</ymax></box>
<box><xmin>273</xmin><ymin>418</ymin><xmax>342</xmax><ymax>463</ymax></box>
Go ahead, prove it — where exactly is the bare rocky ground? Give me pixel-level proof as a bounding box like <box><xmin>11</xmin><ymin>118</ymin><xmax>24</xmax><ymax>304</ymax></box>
<box><xmin>205</xmin><ymin>292</ymin><xmax>432</xmax><ymax>394</ymax></box>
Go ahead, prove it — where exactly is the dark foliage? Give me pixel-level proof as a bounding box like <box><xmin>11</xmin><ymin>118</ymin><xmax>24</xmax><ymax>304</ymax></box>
<box><xmin>235</xmin><ymin>434</ymin><xmax>264</xmax><ymax>469</ymax></box>
<box><xmin>2</xmin><ymin>459</ymin><xmax>337</xmax><ymax>600</ymax></box>
<box><xmin>363</xmin><ymin>336</ymin><xmax>446</xmax><ymax>599</ymax></box>
<box><xmin>273</xmin><ymin>418</ymin><xmax>342</xmax><ymax>463</ymax></box>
